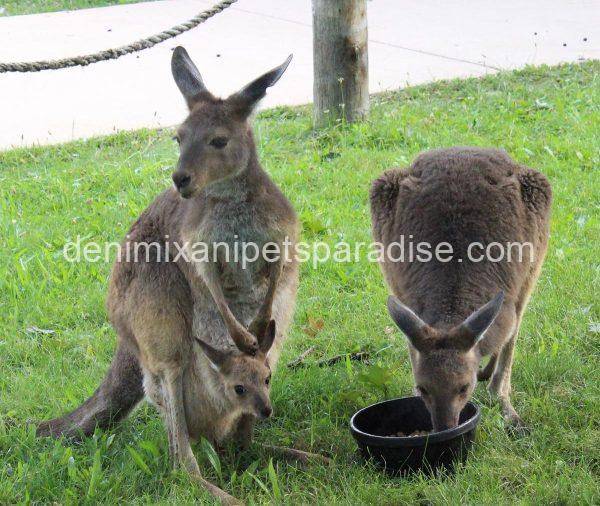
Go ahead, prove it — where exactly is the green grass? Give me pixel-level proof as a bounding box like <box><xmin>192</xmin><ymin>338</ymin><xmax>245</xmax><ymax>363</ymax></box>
<box><xmin>1</xmin><ymin>61</ymin><xmax>599</xmax><ymax>504</ymax></box>
<box><xmin>1</xmin><ymin>0</ymin><xmax>148</xmax><ymax>16</ymax></box>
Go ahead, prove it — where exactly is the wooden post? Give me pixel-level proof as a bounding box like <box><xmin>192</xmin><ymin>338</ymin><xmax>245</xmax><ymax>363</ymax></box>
<box><xmin>312</xmin><ymin>0</ymin><xmax>369</xmax><ymax>127</ymax></box>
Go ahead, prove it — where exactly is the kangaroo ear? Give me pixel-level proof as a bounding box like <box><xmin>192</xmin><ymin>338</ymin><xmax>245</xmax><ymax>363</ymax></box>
<box><xmin>387</xmin><ymin>296</ymin><xmax>433</xmax><ymax>353</ymax></box>
<box><xmin>259</xmin><ymin>320</ymin><xmax>276</xmax><ymax>354</ymax></box>
<box><xmin>450</xmin><ymin>291</ymin><xmax>505</xmax><ymax>350</ymax></box>
<box><xmin>195</xmin><ymin>338</ymin><xmax>229</xmax><ymax>371</ymax></box>
<box><xmin>227</xmin><ymin>54</ymin><xmax>292</xmax><ymax>118</ymax></box>
<box><xmin>171</xmin><ymin>46</ymin><xmax>208</xmax><ymax>108</ymax></box>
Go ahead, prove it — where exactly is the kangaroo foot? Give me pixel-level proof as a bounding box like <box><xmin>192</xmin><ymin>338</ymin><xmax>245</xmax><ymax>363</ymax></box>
<box><xmin>178</xmin><ymin>454</ymin><xmax>242</xmax><ymax>505</ymax></box>
<box><xmin>258</xmin><ymin>443</ymin><xmax>331</xmax><ymax>466</ymax></box>
<box><xmin>505</xmin><ymin>416</ymin><xmax>530</xmax><ymax>437</ymax></box>
<box><xmin>500</xmin><ymin>398</ymin><xmax>529</xmax><ymax>436</ymax></box>
<box><xmin>167</xmin><ymin>422</ymin><xmax>242</xmax><ymax>504</ymax></box>
<box><xmin>189</xmin><ymin>471</ymin><xmax>243</xmax><ymax>506</ymax></box>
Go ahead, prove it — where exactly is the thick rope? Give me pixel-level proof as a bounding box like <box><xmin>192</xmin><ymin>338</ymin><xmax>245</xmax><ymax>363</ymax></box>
<box><xmin>0</xmin><ymin>0</ymin><xmax>238</xmax><ymax>73</ymax></box>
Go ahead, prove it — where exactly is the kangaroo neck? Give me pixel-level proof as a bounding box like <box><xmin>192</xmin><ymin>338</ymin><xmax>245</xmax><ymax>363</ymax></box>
<box><xmin>200</xmin><ymin>153</ymin><xmax>263</xmax><ymax>203</ymax></box>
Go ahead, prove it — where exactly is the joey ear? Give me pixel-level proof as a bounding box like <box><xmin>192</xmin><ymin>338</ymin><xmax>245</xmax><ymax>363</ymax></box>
<box><xmin>450</xmin><ymin>291</ymin><xmax>505</xmax><ymax>350</ymax></box>
<box><xmin>171</xmin><ymin>46</ymin><xmax>208</xmax><ymax>108</ymax></box>
<box><xmin>195</xmin><ymin>338</ymin><xmax>229</xmax><ymax>370</ymax></box>
<box><xmin>259</xmin><ymin>320</ymin><xmax>276</xmax><ymax>354</ymax></box>
<box><xmin>227</xmin><ymin>54</ymin><xmax>292</xmax><ymax>118</ymax></box>
<box><xmin>387</xmin><ymin>296</ymin><xmax>433</xmax><ymax>353</ymax></box>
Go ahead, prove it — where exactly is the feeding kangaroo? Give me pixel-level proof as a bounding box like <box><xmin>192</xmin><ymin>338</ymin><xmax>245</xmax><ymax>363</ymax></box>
<box><xmin>37</xmin><ymin>47</ymin><xmax>315</xmax><ymax>503</ymax></box>
<box><xmin>370</xmin><ymin>147</ymin><xmax>551</xmax><ymax>431</ymax></box>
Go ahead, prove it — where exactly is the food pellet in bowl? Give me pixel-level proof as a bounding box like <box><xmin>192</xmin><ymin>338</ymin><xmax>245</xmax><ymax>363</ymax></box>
<box><xmin>387</xmin><ymin>430</ymin><xmax>430</xmax><ymax>437</ymax></box>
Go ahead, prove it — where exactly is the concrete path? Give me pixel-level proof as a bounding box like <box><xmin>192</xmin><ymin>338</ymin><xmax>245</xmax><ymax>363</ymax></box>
<box><xmin>0</xmin><ymin>0</ymin><xmax>597</xmax><ymax>150</ymax></box>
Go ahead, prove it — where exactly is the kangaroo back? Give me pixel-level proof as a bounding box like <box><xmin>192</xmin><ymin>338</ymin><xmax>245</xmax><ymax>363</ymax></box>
<box><xmin>371</xmin><ymin>147</ymin><xmax>551</xmax><ymax>320</ymax></box>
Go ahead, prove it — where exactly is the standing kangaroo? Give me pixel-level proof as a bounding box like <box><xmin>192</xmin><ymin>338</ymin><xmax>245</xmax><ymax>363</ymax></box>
<box><xmin>37</xmin><ymin>47</ymin><xmax>310</xmax><ymax>504</ymax></box>
<box><xmin>370</xmin><ymin>147</ymin><xmax>551</xmax><ymax>431</ymax></box>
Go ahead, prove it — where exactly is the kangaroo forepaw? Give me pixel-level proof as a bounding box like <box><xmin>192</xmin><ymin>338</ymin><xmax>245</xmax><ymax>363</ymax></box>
<box><xmin>478</xmin><ymin>355</ymin><xmax>497</xmax><ymax>382</ymax></box>
<box><xmin>232</xmin><ymin>327</ymin><xmax>259</xmax><ymax>355</ymax></box>
<box><xmin>248</xmin><ymin>318</ymin><xmax>269</xmax><ymax>340</ymax></box>
<box><xmin>477</xmin><ymin>368</ymin><xmax>492</xmax><ymax>381</ymax></box>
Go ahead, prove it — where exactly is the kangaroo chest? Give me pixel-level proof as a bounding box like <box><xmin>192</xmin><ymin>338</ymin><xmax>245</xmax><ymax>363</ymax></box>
<box><xmin>183</xmin><ymin>200</ymin><xmax>277</xmax><ymax>346</ymax></box>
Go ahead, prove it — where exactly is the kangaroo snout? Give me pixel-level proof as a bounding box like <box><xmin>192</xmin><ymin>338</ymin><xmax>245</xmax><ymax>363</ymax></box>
<box><xmin>172</xmin><ymin>171</ymin><xmax>192</xmax><ymax>195</ymax></box>
<box><xmin>432</xmin><ymin>418</ymin><xmax>458</xmax><ymax>432</ymax></box>
<box><xmin>260</xmin><ymin>405</ymin><xmax>273</xmax><ymax>419</ymax></box>
<box><xmin>430</xmin><ymin>406</ymin><xmax>460</xmax><ymax>432</ymax></box>
<box><xmin>255</xmin><ymin>397</ymin><xmax>273</xmax><ymax>419</ymax></box>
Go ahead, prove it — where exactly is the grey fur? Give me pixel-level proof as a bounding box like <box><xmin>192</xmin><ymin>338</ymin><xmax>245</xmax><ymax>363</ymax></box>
<box><xmin>371</xmin><ymin>147</ymin><xmax>552</xmax><ymax>431</ymax></box>
<box><xmin>38</xmin><ymin>47</ymin><xmax>301</xmax><ymax>505</ymax></box>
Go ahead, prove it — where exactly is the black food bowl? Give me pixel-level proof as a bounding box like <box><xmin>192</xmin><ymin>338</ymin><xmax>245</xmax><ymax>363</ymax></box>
<box><xmin>350</xmin><ymin>396</ymin><xmax>480</xmax><ymax>475</ymax></box>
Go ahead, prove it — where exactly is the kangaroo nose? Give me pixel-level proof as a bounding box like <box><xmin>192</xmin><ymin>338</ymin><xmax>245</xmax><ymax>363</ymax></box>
<box><xmin>431</xmin><ymin>406</ymin><xmax>460</xmax><ymax>432</ymax></box>
<box><xmin>261</xmin><ymin>406</ymin><xmax>273</xmax><ymax>419</ymax></box>
<box><xmin>432</xmin><ymin>417</ymin><xmax>459</xmax><ymax>432</ymax></box>
<box><xmin>172</xmin><ymin>172</ymin><xmax>191</xmax><ymax>191</ymax></box>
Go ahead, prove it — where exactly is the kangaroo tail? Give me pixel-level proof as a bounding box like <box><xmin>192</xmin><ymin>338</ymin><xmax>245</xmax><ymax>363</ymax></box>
<box><xmin>36</xmin><ymin>344</ymin><xmax>144</xmax><ymax>440</ymax></box>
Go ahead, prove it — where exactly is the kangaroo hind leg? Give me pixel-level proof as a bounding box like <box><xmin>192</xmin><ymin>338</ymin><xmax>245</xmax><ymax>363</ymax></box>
<box><xmin>127</xmin><ymin>275</ymin><xmax>241</xmax><ymax>504</ymax></box>
<box><xmin>160</xmin><ymin>367</ymin><xmax>242</xmax><ymax>504</ymax></box>
<box><xmin>488</xmin><ymin>330</ymin><xmax>526</xmax><ymax>432</ymax></box>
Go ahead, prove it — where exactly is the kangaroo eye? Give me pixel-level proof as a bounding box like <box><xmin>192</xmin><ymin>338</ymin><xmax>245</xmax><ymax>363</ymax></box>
<box><xmin>459</xmin><ymin>384</ymin><xmax>469</xmax><ymax>395</ymax></box>
<box><xmin>265</xmin><ymin>376</ymin><xmax>271</xmax><ymax>386</ymax></box>
<box><xmin>234</xmin><ymin>385</ymin><xmax>246</xmax><ymax>395</ymax></box>
<box><xmin>209</xmin><ymin>136</ymin><xmax>228</xmax><ymax>149</ymax></box>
